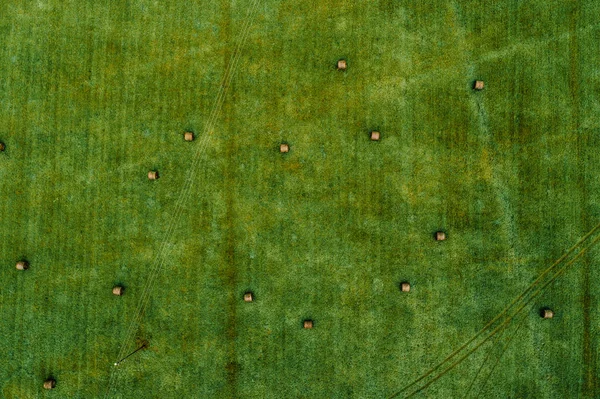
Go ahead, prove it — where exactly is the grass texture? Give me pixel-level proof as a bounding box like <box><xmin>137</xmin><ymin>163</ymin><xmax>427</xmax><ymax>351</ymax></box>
<box><xmin>0</xmin><ymin>0</ymin><xmax>599</xmax><ymax>398</ymax></box>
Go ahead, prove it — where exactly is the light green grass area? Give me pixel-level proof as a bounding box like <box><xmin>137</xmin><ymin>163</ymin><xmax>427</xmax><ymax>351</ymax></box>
<box><xmin>0</xmin><ymin>1</ymin><xmax>599</xmax><ymax>398</ymax></box>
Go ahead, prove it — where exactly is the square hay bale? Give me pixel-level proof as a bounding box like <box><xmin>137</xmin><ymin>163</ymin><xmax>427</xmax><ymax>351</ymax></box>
<box><xmin>0</xmin><ymin>142</ymin><xmax>5</xmax><ymax>152</ymax></box>
<box><xmin>303</xmin><ymin>319</ymin><xmax>314</xmax><ymax>329</ymax></box>
<box><xmin>474</xmin><ymin>80</ymin><xmax>485</xmax><ymax>90</ymax></box>
<box><xmin>435</xmin><ymin>231</ymin><xmax>446</xmax><ymax>241</ymax></box>
<box><xmin>280</xmin><ymin>144</ymin><xmax>289</xmax><ymax>153</ymax></box>
<box><xmin>148</xmin><ymin>170</ymin><xmax>159</xmax><ymax>180</ymax></box>
<box><xmin>337</xmin><ymin>59</ymin><xmax>347</xmax><ymax>71</ymax></box>
<box><xmin>400</xmin><ymin>282</ymin><xmax>411</xmax><ymax>292</ymax></box>
<box><xmin>243</xmin><ymin>292</ymin><xmax>254</xmax><ymax>302</ymax></box>
<box><xmin>370</xmin><ymin>131</ymin><xmax>380</xmax><ymax>141</ymax></box>
<box><xmin>112</xmin><ymin>286</ymin><xmax>124</xmax><ymax>296</ymax></box>
<box><xmin>184</xmin><ymin>132</ymin><xmax>194</xmax><ymax>141</ymax></box>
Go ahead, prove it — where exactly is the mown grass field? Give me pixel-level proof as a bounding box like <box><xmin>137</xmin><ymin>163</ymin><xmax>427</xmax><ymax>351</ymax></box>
<box><xmin>1</xmin><ymin>1</ymin><xmax>599</xmax><ymax>398</ymax></box>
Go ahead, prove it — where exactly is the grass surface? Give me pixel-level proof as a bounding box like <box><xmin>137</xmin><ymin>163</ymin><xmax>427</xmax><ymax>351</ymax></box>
<box><xmin>1</xmin><ymin>0</ymin><xmax>599</xmax><ymax>398</ymax></box>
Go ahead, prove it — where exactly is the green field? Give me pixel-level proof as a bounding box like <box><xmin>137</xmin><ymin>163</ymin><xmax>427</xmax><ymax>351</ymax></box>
<box><xmin>1</xmin><ymin>1</ymin><xmax>599</xmax><ymax>398</ymax></box>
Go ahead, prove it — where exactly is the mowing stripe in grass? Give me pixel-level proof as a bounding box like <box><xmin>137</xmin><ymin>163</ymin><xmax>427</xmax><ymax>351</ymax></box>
<box><xmin>107</xmin><ymin>0</ymin><xmax>253</xmax><ymax>362</ymax></box>
<box><xmin>102</xmin><ymin>1</ymin><xmax>262</xmax><ymax>397</ymax></box>
<box><xmin>109</xmin><ymin>0</ymin><xmax>259</xmax><ymax>363</ymax></box>
<box><xmin>568</xmin><ymin>2</ymin><xmax>598</xmax><ymax>397</ymax></box>
<box><xmin>218</xmin><ymin>1</ymin><xmax>241</xmax><ymax>396</ymax></box>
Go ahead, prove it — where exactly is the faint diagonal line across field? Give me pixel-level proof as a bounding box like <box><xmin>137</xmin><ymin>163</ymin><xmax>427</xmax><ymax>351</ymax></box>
<box><xmin>460</xmin><ymin>312</ymin><xmax>511</xmax><ymax>399</ymax></box>
<box><xmin>388</xmin><ymin>224</ymin><xmax>600</xmax><ymax>399</ymax></box>
<box><xmin>403</xmin><ymin>22</ymin><xmax>600</xmax><ymax>91</ymax></box>
<box><xmin>470</xmin><ymin>311</ymin><xmax>529</xmax><ymax>399</ymax></box>
<box><xmin>102</xmin><ymin>1</ymin><xmax>262</xmax><ymax>397</ymax></box>
<box><xmin>461</xmin><ymin>299</ymin><xmax>532</xmax><ymax>399</ymax></box>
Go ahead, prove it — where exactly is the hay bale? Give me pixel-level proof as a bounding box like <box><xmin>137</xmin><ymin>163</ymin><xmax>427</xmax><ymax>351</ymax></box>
<box><xmin>16</xmin><ymin>261</ymin><xmax>29</xmax><ymax>271</ymax></box>
<box><xmin>435</xmin><ymin>231</ymin><xmax>446</xmax><ymax>241</ymax></box>
<box><xmin>0</xmin><ymin>142</ymin><xmax>5</xmax><ymax>152</ymax></box>
<box><xmin>280</xmin><ymin>144</ymin><xmax>289</xmax><ymax>153</ymax></box>
<box><xmin>541</xmin><ymin>309</ymin><xmax>554</xmax><ymax>319</ymax></box>
<box><xmin>148</xmin><ymin>170</ymin><xmax>159</xmax><ymax>180</ymax></box>
<box><xmin>474</xmin><ymin>80</ymin><xmax>485</xmax><ymax>90</ymax></box>
<box><xmin>112</xmin><ymin>286</ymin><xmax>124</xmax><ymax>296</ymax></box>
<box><xmin>337</xmin><ymin>59</ymin><xmax>347</xmax><ymax>71</ymax></box>
<box><xmin>370</xmin><ymin>131</ymin><xmax>380</xmax><ymax>141</ymax></box>
<box><xmin>43</xmin><ymin>379</ymin><xmax>56</xmax><ymax>390</ymax></box>
<box><xmin>400</xmin><ymin>282</ymin><xmax>411</xmax><ymax>292</ymax></box>
<box><xmin>184</xmin><ymin>132</ymin><xmax>194</xmax><ymax>141</ymax></box>
<box><xmin>243</xmin><ymin>292</ymin><xmax>254</xmax><ymax>302</ymax></box>
<box><xmin>303</xmin><ymin>319</ymin><xmax>314</xmax><ymax>329</ymax></box>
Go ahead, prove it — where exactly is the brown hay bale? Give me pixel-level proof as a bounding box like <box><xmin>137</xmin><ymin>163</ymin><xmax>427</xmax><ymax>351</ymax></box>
<box><xmin>112</xmin><ymin>286</ymin><xmax>124</xmax><ymax>296</ymax></box>
<box><xmin>43</xmin><ymin>379</ymin><xmax>56</xmax><ymax>390</ymax></box>
<box><xmin>337</xmin><ymin>59</ymin><xmax>347</xmax><ymax>71</ymax></box>
<box><xmin>148</xmin><ymin>170</ymin><xmax>159</xmax><ymax>180</ymax></box>
<box><xmin>400</xmin><ymin>282</ymin><xmax>411</xmax><ymax>292</ymax></box>
<box><xmin>435</xmin><ymin>231</ymin><xmax>446</xmax><ymax>241</ymax></box>
<box><xmin>280</xmin><ymin>144</ymin><xmax>289</xmax><ymax>153</ymax></box>
<box><xmin>184</xmin><ymin>132</ymin><xmax>194</xmax><ymax>141</ymax></box>
<box><xmin>0</xmin><ymin>142</ymin><xmax>5</xmax><ymax>152</ymax></box>
<box><xmin>243</xmin><ymin>292</ymin><xmax>254</xmax><ymax>302</ymax></box>
<box><xmin>474</xmin><ymin>80</ymin><xmax>485</xmax><ymax>90</ymax></box>
<box><xmin>541</xmin><ymin>309</ymin><xmax>554</xmax><ymax>319</ymax></box>
<box><xmin>370</xmin><ymin>131</ymin><xmax>380</xmax><ymax>141</ymax></box>
<box><xmin>16</xmin><ymin>261</ymin><xmax>29</xmax><ymax>271</ymax></box>
<box><xmin>303</xmin><ymin>320</ymin><xmax>314</xmax><ymax>329</ymax></box>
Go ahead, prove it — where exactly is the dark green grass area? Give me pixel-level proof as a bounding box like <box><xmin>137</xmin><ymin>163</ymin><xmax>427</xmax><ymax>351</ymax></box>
<box><xmin>1</xmin><ymin>1</ymin><xmax>599</xmax><ymax>398</ymax></box>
